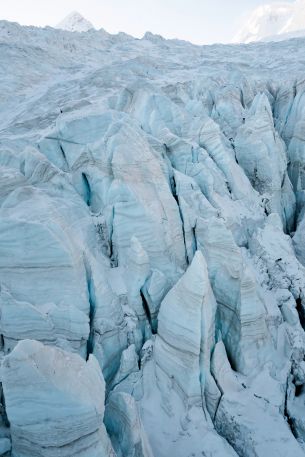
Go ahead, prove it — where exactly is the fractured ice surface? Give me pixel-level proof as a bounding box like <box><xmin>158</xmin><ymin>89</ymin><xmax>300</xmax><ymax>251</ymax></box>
<box><xmin>1</xmin><ymin>18</ymin><xmax>305</xmax><ymax>457</ymax></box>
<box><xmin>155</xmin><ymin>251</ymin><xmax>216</xmax><ymax>405</ymax></box>
<box><xmin>1</xmin><ymin>340</ymin><xmax>115</xmax><ymax>457</ymax></box>
<box><xmin>235</xmin><ymin>93</ymin><xmax>295</xmax><ymax>232</ymax></box>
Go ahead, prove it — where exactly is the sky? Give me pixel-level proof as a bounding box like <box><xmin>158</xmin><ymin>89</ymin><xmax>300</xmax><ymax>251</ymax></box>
<box><xmin>0</xmin><ymin>0</ymin><xmax>295</xmax><ymax>44</ymax></box>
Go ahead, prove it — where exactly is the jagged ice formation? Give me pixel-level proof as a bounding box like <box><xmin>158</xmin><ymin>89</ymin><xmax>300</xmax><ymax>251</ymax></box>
<box><xmin>1</xmin><ymin>18</ymin><xmax>305</xmax><ymax>457</ymax></box>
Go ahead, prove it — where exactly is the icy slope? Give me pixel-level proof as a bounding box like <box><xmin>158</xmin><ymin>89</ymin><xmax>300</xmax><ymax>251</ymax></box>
<box><xmin>233</xmin><ymin>0</ymin><xmax>305</xmax><ymax>43</ymax></box>
<box><xmin>1</xmin><ymin>19</ymin><xmax>305</xmax><ymax>457</ymax></box>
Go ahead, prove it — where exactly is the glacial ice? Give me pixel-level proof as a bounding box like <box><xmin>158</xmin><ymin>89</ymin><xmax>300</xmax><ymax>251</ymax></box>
<box><xmin>1</xmin><ymin>340</ymin><xmax>115</xmax><ymax>457</ymax></box>
<box><xmin>0</xmin><ymin>17</ymin><xmax>305</xmax><ymax>457</ymax></box>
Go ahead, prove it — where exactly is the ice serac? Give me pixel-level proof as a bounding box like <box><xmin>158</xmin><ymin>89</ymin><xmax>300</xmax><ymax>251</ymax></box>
<box><xmin>1</xmin><ymin>340</ymin><xmax>115</xmax><ymax>457</ymax></box>
<box><xmin>235</xmin><ymin>92</ymin><xmax>295</xmax><ymax>232</ymax></box>
<box><xmin>0</xmin><ymin>180</ymin><xmax>91</xmax><ymax>357</ymax></box>
<box><xmin>40</xmin><ymin>110</ymin><xmax>186</xmax><ymax>281</ymax></box>
<box><xmin>151</xmin><ymin>252</ymin><xmax>238</xmax><ymax>456</ymax></box>
<box><xmin>212</xmin><ymin>341</ymin><xmax>305</xmax><ymax>457</ymax></box>
<box><xmin>0</xmin><ymin>287</ymin><xmax>89</xmax><ymax>355</ymax></box>
<box><xmin>250</xmin><ymin>213</ymin><xmax>305</xmax><ymax>322</ymax></box>
<box><xmin>294</xmin><ymin>212</ymin><xmax>305</xmax><ymax>267</ymax></box>
<box><xmin>155</xmin><ymin>251</ymin><xmax>216</xmax><ymax>406</ymax></box>
<box><xmin>39</xmin><ymin>110</ymin><xmax>185</xmax><ymax>345</ymax></box>
<box><xmin>194</xmin><ymin>205</ymin><xmax>272</xmax><ymax>375</ymax></box>
<box><xmin>103</xmin><ymin>255</ymin><xmax>238</xmax><ymax>457</ymax></box>
<box><xmin>104</xmin><ymin>392</ymin><xmax>153</xmax><ymax>457</ymax></box>
<box><xmin>285</xmin><ymin>80</ymin><xmax>305</xmax><ymax>216</ymax></box>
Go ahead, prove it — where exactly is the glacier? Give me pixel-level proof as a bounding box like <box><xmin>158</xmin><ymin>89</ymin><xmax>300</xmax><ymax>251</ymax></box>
<box><xmin>1</xmin><ymin>16</ymin><xmax>305</xmax><ymax>457</ymax></box>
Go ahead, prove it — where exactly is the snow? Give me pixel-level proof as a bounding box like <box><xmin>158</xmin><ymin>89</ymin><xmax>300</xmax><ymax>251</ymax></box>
<box><xmin>1</xmin><ymin>16</ymin><xmax>305</xmax><ymax>457</ymax></box>
<box><xmin>233</xmin><ymin>2</ymin><xmax>294</xmax><ymax>43</ymax></box>
<box><xmin>56</xmin><ymin>11</ymin><xmax>94</xmax><ymax>33</ymax></box>
<box><xmin>234</xmin><ymin>0</ymin><xmax>305</xmax><ymax>43</ymax></box>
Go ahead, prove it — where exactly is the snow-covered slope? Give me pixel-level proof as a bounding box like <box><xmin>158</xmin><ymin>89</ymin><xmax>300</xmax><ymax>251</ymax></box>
<box><xmin>56</xmin><ymin>11</ymin><xmax>94</xmax><ymax>32</ymax></box>
<box><xmin>1</xmin><ymin>18</ymin><xmax>305</xmax><ymax>457</ymax></box>
<box><xmin>234</xmin><ymin>0</ymin><xmax>305</xmax><ymax>43</ymax></box>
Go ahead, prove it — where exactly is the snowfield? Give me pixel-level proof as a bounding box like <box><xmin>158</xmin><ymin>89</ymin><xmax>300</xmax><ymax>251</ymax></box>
<box><xmin>1</xmin><ymin>16</ymin><xmax>305</xmax><ymax>457</ymax></box>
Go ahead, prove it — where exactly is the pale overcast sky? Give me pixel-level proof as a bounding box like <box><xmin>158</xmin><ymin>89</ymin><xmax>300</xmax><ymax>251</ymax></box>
<box><xmin>0</xmin><ymin>0</ymin><xmax>294</xmax><ymax>44</ymax></box>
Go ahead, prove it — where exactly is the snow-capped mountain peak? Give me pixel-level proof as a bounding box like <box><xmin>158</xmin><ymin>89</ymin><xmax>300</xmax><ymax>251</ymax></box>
<box><xmin>55</xmin><ymin>11</ymin><xmax>94</xmax><ymax>32</ymax></box>
<box><xmin>233</xmin><ymin>0</ymin><xmax>305</xmax><ymax>43</ymax></box>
